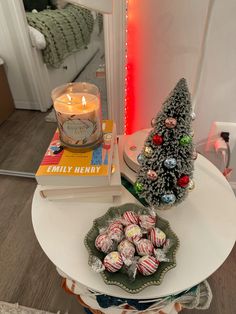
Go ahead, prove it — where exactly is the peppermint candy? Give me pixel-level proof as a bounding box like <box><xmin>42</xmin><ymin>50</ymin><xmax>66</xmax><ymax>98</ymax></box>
<box><xmin>125</xmin><ymin>224</ymin><xmax>142</xmax><ymax>243</ymax></box>
<box><xmin>107</xmin><ymin>221</ymin><xmax>123</xmax><ymax>232</ymax></box>
<box><xmin>107</xmin><ymin>221</ymin><xmax>124</xmax><ymax>242</ymax></box>
<box><xmin>136</xmin><ymin>239</ymin><xmax>154</xmax><ymax>256</ymax></box>
<box><xmin>137</xmin><ymin>255</ymin><xmax>159</xmax><ymax>276</ymax></box>
<box><xmin>118</xmin><ymin>239</ymin><xmax>135</xmax><ymax>266</ymax></box>
<box><xmin>118</xmin><ymin>239</ymin><xmax>135</xmax><ymax>258</ymax></box>
<box><xmin>95</xmin><ymin>233</ymin><xmax>113</xmax><ymax>253</ymax></box>
<box><xmin>139</xmin><ymin>214</ymin><xmax>156</xmax><ymax>230</ymax></box>
<box><xmin>103</xmin><ymin>251</ymin><xmax>123</xmax><ymax>272</ymax></box>
<box><xmin>123</xmin><ymin>211</ymin><xmax>139</xmax><ymax>225</ymax></box>
<box><xmin>108</xmin><ymin>227</ymin><xmax>124</xmax><ymax>242</ymax></box>
<box><xmin>149</xmin><ymin>227</ymin><xmax>166</xmax><ymax>247</ymax></box>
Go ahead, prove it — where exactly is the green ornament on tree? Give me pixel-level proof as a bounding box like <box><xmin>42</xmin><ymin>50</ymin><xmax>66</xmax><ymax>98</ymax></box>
<box><xmin>180</xmin><ymin>135</ymin><xmax>192</xmax><ymax>145</ymax></box>
<box><xmin>134</xmin><ymin>181</ymin><xmax>143</xmax><ymax>193</ymax></box>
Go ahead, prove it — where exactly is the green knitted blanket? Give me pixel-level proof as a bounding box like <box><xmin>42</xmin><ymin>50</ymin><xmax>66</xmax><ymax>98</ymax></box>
<box><xmin>27</xmin><ymin>4</ymin><xmax>94</xmax><ymax>68</ymax></box>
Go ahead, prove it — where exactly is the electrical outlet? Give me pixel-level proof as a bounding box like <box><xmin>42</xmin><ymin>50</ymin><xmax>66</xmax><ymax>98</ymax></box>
<box><xmin>206</xmin><ymin>121</ymin><xmax>236</xmax><ymax>152</ymax></box>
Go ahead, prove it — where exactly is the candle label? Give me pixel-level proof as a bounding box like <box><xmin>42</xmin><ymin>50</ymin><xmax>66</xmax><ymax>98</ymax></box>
<box><xmin>62</xmin><ymin>119</ymin><xmax>96</xmax><ymax>143</ymax></box>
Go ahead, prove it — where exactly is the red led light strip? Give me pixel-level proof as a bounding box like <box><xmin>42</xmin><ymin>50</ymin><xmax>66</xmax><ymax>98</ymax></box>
<box><xmin>124</xmin><ymin>0</ymin><xmax>134</xmax><ymax>135</ymax></box>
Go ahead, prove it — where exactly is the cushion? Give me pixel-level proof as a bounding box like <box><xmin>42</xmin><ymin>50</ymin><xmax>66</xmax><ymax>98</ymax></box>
<box><xmin>28</xmin><ymin>26</ymin><xmax>47</xmax><ymax>50</ymax></box>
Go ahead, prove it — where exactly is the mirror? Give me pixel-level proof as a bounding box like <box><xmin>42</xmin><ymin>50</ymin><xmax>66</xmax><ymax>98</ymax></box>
<box><xmin>0</xmin><ymin>0</ymin><xmax>116</xmax><ymax>177</ymax></box>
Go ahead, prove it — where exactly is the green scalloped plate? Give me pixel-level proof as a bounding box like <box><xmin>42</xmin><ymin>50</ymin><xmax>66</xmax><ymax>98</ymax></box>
<box><xmin>84</xmin><ymin>203</ymin><xmax>179</xmax><ymax>294</ymax></box>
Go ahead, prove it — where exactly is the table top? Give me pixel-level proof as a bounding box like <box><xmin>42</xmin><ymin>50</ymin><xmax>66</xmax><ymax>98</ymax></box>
<box><xmin>32</xmin><ymin>136</ymin><xmax>236</xmax><ymax>300</ymax></box>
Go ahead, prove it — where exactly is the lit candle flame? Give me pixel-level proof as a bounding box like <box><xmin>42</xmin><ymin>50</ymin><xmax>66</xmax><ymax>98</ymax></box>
<box><xmin>82</xmin><ymin>96</ymin><xmax>86</xmax><ymax>108</ymax></box>
<box><xmin>67</xmin><ymin>94</ymin><xmax>72</xmax><ymax>103</ymax></box>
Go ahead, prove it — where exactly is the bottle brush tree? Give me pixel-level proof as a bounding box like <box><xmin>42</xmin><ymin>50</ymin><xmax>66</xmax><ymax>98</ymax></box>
<box><xmin>134</xmin><ymin>78</ymin><xmax>197</xmax><ymax>208</ymax></box>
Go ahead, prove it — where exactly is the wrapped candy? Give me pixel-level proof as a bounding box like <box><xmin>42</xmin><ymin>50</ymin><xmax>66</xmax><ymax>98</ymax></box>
<box><xmin>118</xmin><ymin>239</ymin><xmax>135</xmax><ymax>266</ymax></box>
<box><xmin>108</xmin><ymin>228</ymin><xmax>124</xmax><ymax>242</ymax></box>
<box><xmin>149</xmin><ymin>227</ymin><xmax>166</xmax><ymax>247</ymax></box>
<box><xmin>107</xmin><ymin>222</ymin><xmax>124</xmax><ymax>242</ymax></box>
<box><xmin>163</xmin><ymin>239</ymin><xmax>173</xmax><ymax>251</ymax></box>
<box><xmin>139</xmin><ymin>214</ymin><xmax>156</xmax><ymax>230</ymax></box>
<box><xmin>89</xmin><ymin>255</ymin><xmax>105</xmax><ymax>273</ymax></box>
<box><xmin>137</xmin><ymin>255</ymin><xmax>159</xmax><ymax>276</ymax></box>
<box><xmin>122</xmin><ymin>211</ymin><xmax>139</xmax><ymax>225</ymax></box>
<box><xmin>125</xmin><ymin>224</ymin><xmax>142</xmax><ymax>243</ymax></box>
<box><xmin>154</xmin><ymin>239</ymin><xmax>174</xmax><ymax>262</ymax></box>
<box><xmin>136</xmin><ymin>239</ymin><xmax>154</xmax><ymax>256</ymax></box>
<box><xmin>107</xmin><ymin>220</ymin><xmax>123</xmax><ymax>232</ymax></box>
<box><xmin>95</xmin><ymin>233</ymin><xmax>114</xmax><ymax>253</ymax></box>
<box><xmin>91</xmin><ymin>210</ymin><xmax>173</xmax><ymax>279</ymax></box>
<box><xmin>125</xmin><ymin>256</ymin><xmax>140</xmax><ymax>281</ymax></box>
<box><xmin>148</xmin><ymin>206</ymin><xmax>157</xmax><ymax>217</ymax></box>
<box><xmin>154</xmin><ymin>249</ymin><xmax>170</xmax><ymax>262</ymax></box>
<box><xmin>103</xmin><ymin>251</ymin><xmax>123</xmax><ymax>272</ymax></box>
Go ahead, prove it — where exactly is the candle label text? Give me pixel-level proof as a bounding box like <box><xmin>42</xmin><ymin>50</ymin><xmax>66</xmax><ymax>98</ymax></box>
<box><xmin>62</xmin><ymin>119</ymin><xmax>96</xmax><ymax>143</ymax></box>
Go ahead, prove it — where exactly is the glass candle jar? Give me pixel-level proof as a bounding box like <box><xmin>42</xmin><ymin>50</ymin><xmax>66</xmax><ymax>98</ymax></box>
<box><xmin>52</xmin><ymin>82</ymin><xmax>103</xmax><ymax>151</ymax></box>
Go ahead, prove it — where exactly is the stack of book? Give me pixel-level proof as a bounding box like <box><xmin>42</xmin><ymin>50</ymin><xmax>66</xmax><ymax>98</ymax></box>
<box><xmin>36</xmin><ymin>120</ymin><xmax>122</xmax><ymax>202</ymax></box>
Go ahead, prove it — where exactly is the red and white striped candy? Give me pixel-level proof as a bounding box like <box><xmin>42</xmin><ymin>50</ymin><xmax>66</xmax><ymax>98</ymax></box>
<box><xmin>107</xmin><ymin>221</ymin><xmax>124</xmax><ymax>242</ymax></box>
<box><xmin>139</xmin><ymin>214</ymin><xmax>156</xmax><ymax>230</ymax></box>
<box><xmin>108</xmin><ymin>221</ymin><xmax>123</xmax><ymax>232</ymax></box>
<box><xmin>108</xmin><ymin>220</ymin><xmax>123</xmax><ymax>230</ymax></box>
<box><xmin>137</xmin><ymin>255</ymin><xmax>159</xmax><ymax>276</ymax></box>
<box><xmin>123</xmin><ymin>211</ymin><xmax>139</xmax><ymax>225</ymax></box>
<box><xmin>149</xmin><ymin>227</ymin><xmax>166</xmax><ymax>247</ymax></box>
<box><xmin>118</xmin><ymin>239</ymin><xmax>135</xmax><ymax>258</ymax></box>
<box><xmin>108</xmin><ymin>226</ymin><xmax>124</xmax><ymax>242</ymax></box>
<box><xmin>95</xmin><ymin>233</ymin><xmax>113</xmax><ymax>253</ymax></box>
<box><xmin>136</xmin><ymin>239</ymin><xmax>154</xmax><ymax>256</ymax></box>
<box><xmin>103</xmin><ymin>251</ymin><xmax>123</xmax><ymax>272</ymax></box>
<box><xmin>118</xmin><ymin>239</ymin><xmax>135</xmax><ymax>266</ymax></box>
<box><xmin>125</xmin><ymin>224</ymin><xmax>142</xmax><ymax>243</ymax></box>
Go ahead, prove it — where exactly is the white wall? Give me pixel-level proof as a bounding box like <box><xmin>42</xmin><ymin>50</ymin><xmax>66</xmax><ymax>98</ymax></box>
<box><xmin>128</xmin><ymin>0</ymin><xmax>236</xmax><ymax>142</ymax></box>
<box><xmin>194</xmin><ymin>0</ymin><xmax>236</xmax><ymax>142</ymax></box>
<box><xmin>128</xmin><ymin>0</ymin><xmax>236</xmax><ymax>185</ymax></box>
<box><xmin>128</xmin><ymin>0</ymin><xmax>208</xmax><ymax>134</ymax></box>
<box><xmin>195</xmin><ymin>0</ymin><xmax>236</xmax><ymax>186</ymax></box>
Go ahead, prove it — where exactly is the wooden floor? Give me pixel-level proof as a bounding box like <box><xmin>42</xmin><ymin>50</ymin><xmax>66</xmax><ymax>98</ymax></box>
<box><xmin>0</xmin><ymin>176</ymin><xmax>85</xmax><ymax>314</ymax></box>
<box><xmin>0</xmin><ymin>175</ymin><xmax>235</xmax><ymax>314</ymax></box>
<box><xmin>0</xmin><ymin>110</ymin><xmax>56</xmax><ymax>173</ymax></box>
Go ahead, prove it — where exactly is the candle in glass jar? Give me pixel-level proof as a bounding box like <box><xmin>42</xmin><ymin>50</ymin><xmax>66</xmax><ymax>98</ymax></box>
<box><xmin>54</xmin><ymin>92</ymin><xmax>102</xmax><ymax>148</ymax></box>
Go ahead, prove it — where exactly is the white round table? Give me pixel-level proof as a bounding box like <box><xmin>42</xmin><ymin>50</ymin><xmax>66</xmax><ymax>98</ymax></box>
<box><xmin>32</xmin><ymin>139</ymin><xmax>236</xmax><ymax>300</ymax></box>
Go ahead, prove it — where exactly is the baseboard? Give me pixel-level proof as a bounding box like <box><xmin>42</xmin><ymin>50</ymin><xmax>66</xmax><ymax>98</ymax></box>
<box><xmin>0</xmin><ymin>169</ymin><xmax>35</xmax><ymax>178</ymax></box>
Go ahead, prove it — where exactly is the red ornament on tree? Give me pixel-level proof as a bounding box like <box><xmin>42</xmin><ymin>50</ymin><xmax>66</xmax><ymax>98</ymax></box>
<box><xmin>152</xmin><ymin>134</ymin><xmax>163</xmax><ymax>145</ymax></box>
<box><xmin>177</xmin><ymin>175</ymin><xmax>190</xmax><ymax>188</ymax></box>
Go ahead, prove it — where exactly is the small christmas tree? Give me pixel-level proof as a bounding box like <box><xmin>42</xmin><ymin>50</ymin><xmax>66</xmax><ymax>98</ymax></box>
<box><xmin>135</xmin><ymin>78</ymin><xmax>196</xmax><ymax>208</ymax></box>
